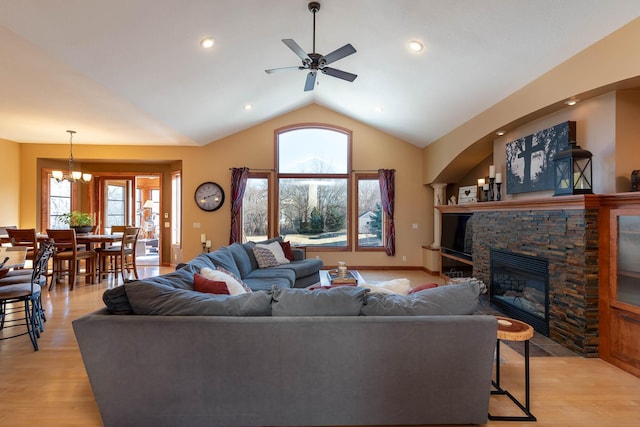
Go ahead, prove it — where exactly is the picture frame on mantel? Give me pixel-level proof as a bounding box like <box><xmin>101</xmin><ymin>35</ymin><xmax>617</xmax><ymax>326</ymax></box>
<box><xmin>458</xmin><ymin>185</ymin><xmax>478</xmax><ymax>204</ymax></box>
<box><xmin>506</xmin><ymin>121</ymin><xmax>575</xmax><ymax>194</ymax></box>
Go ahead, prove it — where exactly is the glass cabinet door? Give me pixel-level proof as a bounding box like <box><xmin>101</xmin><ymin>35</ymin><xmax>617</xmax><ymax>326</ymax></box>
<box><xmin>614</xmin><ymin>212</ymin><xmax>640</xmax><ymax>307</ymax></box>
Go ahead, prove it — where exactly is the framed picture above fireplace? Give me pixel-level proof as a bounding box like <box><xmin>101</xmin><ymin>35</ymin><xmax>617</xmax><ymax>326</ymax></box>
<box><xmin>506</xmin><ymin>121</ymin><xmax>576</xmax><ymax>194</ymax></box>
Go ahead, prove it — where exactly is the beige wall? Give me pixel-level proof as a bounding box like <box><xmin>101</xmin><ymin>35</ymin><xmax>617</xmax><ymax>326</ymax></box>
<box><xmin>0</xmin><ymin>138</ymin><xmax>20</xmax><ymax>226</ymax></box>
<box><xmin>12</xmin><ymin>104</ymin><xmax>430</xmax><ymax>267</ymax></box>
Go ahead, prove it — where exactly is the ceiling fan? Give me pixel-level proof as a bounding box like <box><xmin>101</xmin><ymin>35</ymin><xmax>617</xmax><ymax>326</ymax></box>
<box><xmin>265</xmin><ymin>1</ymin><xmax>357</xmax><ymax>91</ymax></box>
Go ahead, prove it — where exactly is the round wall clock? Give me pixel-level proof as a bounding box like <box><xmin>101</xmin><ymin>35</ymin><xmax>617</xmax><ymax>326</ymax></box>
<box><xmin>194</xmin><ymin>181</ymin><xmax>225</xmax><ymax>212</ymax></box>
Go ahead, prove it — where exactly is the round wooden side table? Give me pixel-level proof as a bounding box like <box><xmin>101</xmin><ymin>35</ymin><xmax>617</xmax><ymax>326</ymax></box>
<box><xmin>489</xmin><ymin>316</ymin><xmax>537</xmax><ymax>422</ymax></box>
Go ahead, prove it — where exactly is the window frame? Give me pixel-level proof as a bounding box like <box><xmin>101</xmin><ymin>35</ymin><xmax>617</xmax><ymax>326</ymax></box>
<box><xmin>41</xmin><ymin>168</ymin><xmax>80</xmax><ymax>231</ymax></box>
<box><xmin>241</xmin><ymin>171</ymin><xmax>272</xmax><ymax>243</ymax></box>
<box><xmin>275</xmin><ymin>123</ymin><xmax>352</xmax><ymax>251</ymax></box>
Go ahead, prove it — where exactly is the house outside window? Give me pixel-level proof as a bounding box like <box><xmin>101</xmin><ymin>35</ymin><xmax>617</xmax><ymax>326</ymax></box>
<box><xmin>356</xmin><ymin>174</ymin><xmax>385</xmax><ymax>250</ymax></box>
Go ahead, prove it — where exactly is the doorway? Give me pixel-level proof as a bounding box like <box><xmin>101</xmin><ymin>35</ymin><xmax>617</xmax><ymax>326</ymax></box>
<box><xmin>97</xmin><ymin>174</ymin><xmax>161</xmax><ymax>266</ymax></box>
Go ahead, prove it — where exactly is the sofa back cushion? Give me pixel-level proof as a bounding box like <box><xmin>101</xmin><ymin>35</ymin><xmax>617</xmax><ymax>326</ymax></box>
<box><xmin>227</xmin><ymin>243</ymin><xmax>253</xmax><ymax>278</ymax></box>
<box><xmin>205</xmin><ymin>247</ymin><xmax>242</xmax><ymax>279</ymax></box>
<box><xmin>361</xmin><ymin>281</ymin><xmax>479</xmax><ymax>316</ymax></box>
<box><xmin>271</xmin><ymin>286</ymin><xmax>368</xmax><ymax>316</ymax></box>
<box><xmin>125</xmin><ymin>281</ymin><xmax>272</xmax><ymax>316</ymax></box>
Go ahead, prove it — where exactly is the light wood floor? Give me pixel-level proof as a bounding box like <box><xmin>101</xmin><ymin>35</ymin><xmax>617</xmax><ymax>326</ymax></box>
<box><xmin>2</xmin><ymin>268</ymin><xmax>640</xmax><ymax>426</ymax></box>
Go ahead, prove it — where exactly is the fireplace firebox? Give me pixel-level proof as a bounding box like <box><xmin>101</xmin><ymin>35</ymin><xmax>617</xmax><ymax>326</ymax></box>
<box><xmin>490</xmin><ymin>249</ymin><xmax>549</xmax><ymax>336</ymax></box>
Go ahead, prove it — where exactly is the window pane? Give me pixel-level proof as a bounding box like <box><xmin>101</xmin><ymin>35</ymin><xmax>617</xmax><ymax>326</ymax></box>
<box><xmin>242</xmin><ymin>177</ymin><xmax>269</xmax><ymax>242</ymax></box>
<box><xmin>279</xmin><ymin>178</ymin><xmax>347</xmax><ymax>247</ymax></box>
<box><xmin>278</xmin><ymin>128</ymin><xmax>348</xmax><ymax>173</ymax></box>
<box><xmin>49</xmin><ymin>177</ymin><xmax>71</xmax><ymax>229</ymax></box>
<box><xmin>106</xmin><ymin>184</ymin><xmax>126</xmax><ymax>228</ymax></box>
<box><xmin>358</xmin><ymin>179</ymin><xmax>384</xmax><ymax>247</ymax></box>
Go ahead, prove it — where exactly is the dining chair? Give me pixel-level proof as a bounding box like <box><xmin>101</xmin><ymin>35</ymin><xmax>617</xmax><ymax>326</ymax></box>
<box><xmin>46</xmin><ymin>229</ymin><xmax>97</xmax><ymax>291</ymax></box>
<box><xmin>99</xmin><ymin>227</ymin><xmax>140</xmax><ymax>284</ymax></box>
<box><xmin>7</xmin><ymin>228</ymin><xmax>39</xmax><ymax>266</ymax></box>
<box><xmin>0</xmin><ymin>225</ymin><xmax>17</xmax><ymax>247</ymax></box>
<box><xmin>0</xmin><ymin>239</ymin><xmax>54</xmax><ymax>351</ymax></box>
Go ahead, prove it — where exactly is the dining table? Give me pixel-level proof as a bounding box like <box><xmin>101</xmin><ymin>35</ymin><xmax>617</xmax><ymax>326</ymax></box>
<box><xmin>0</xmin><ymin>246</ymin><xmax>27</xmax><ymax>278</ymax></box>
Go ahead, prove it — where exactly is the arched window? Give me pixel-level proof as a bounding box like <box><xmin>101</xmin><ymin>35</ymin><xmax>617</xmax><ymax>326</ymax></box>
<box><xmin>276</xmin><ymin>125</ymin><xmax>351</xmax><ymax>249</ymax></box>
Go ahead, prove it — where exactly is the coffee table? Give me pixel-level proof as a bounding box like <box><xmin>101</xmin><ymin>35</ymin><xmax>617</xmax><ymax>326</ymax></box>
<box><xmin>319</xmin><ymin>269</ymin><xmax>365</xmax><ymax>287</ymax></box>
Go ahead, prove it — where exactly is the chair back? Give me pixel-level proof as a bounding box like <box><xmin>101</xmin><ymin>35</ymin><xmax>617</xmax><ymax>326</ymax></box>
<box><xmin>7</xmin><ymin>228</ymin><xmax>38</xmax><ymax>249</ymax></box>
<box><xmin>46</xmin><ymin>229</ymin><xmax>77</xmax><ymax>256</ymax></box>
<box><xmin>31</xmin><ymin>240</ymin><xmax>55</xmax><ymax>290</ymax></box>
<box><xmin>110</xmin><ymin>225</ymin><xmax>127</xmax><ymax>234</ymax></box>
<box><xmin>0</xmin><ymin>225</ymin><xmax>17</xmax><ymax>235</ymax></box>
<box><xmin>122</xmin><ymin>227</ymin><xmax>140</xmax><ymax>252</ymax></box>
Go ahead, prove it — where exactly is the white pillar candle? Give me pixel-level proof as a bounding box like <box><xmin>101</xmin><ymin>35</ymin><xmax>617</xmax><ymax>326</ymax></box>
<box><xmin>495</xmin><ymin>173</ymin><xmax>502</xmax><ymax>183</ymax></box>
<box><xmin>483</xmin><ymin>183</ymin><xmax>490</xmax><ymax>191</ymax></box>
<box><xmin>201</xmin><ymin>233</ymin><xmax>206</xmax><ymax>243</ymax></box>
<box><xmin>206</xmin><ymin>240</ymin><xmax>212</xmax><ymax>248</ymax></box>
<box><xmin>478</xmin><ymin>178</ymin><xmax>485</xmax><ymax>187</ymax></box>
<box><xmin>489</xmin><ymin>165</ymin><xmax>496</xmax><ymax>178</ymax></box>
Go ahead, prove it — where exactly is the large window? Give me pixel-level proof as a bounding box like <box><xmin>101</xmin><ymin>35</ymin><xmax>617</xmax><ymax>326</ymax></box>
<box><xmin>277</xmin><ymin>126</ymin><xmax>350</xmax><ymax>248</ymax></box>
<box><xmin>356</xmin><ymin>174</ymin><xmax>385</xmax><ymax>249</ymax></box>
<box><xmin>242</xmin><ymin>174</ymin><xmax>270</xmax><ymax>242</ymax></box>
<box><xmin>48</xmin><ymin>177</ymin><xmax>72</xmax><ymax>229</ymax></box>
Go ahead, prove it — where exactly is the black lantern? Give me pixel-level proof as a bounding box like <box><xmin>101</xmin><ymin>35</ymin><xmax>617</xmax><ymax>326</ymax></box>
<box><xmin>552</xmin><ymin>140</ymin><xmax>593</xmax><ymax>196</ymax></box>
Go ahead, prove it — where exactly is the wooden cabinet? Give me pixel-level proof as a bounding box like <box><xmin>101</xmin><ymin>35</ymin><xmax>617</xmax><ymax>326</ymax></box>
<box><xmin>600</xmin><ymin>200</ymin><xmax>640</xmax><ymax>377</ymax></box>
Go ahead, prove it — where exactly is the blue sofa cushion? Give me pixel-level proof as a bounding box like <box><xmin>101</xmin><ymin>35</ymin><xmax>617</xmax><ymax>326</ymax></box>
<box><xmin>245</xmin><ymin>268</ymin><xmax>296</xmax><ymax>288</ymax></box>
<box><xmin>361</xmin><ymin>282</ymin><xmax>479</xmax><ymax>316</ymax></box>
<box><xmin>242</xmin><ymin>276</ymin><xmax>292</xmax><ymax>292</ymax></box>
<box><xmin>125</xmin><ymin>281</ymin><xmax>273</xmax><ymax>316</ymax></box>
<box><xmin>205</xmin><ymin>247</ymin><xmax>242</xmax><ymax>279</ymax></box>
<box><xmin>227</xmin><ymin>243</ymin><xmax>254</xmax><ymax>278</ymax></box>
<box><xmin>271</xmin><ymin>286</ymin><xmax>368</xmax><ymax>316</ymax></box>
<box><xmin>271</xmin><ymin>258</ymin><xmax>324</xmax><ymax>279</ymax></box>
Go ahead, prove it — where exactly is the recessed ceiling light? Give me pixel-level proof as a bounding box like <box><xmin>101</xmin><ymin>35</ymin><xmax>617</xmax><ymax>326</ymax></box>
<box><xmin>565</xmin><ymin>99</ymin><xmax>579</xmax><ymax>106</ymax></box>
<box><xmin>243</xmin><ymin>104</ymin><xmax>252</xmax><ymax>111</ymax></box>
<box><xmin>200</xmin><ymin>37</ymin><xmax>215</xmax><ymax>49</ymax></box>
<box><xmin>375</xmin><ymin>106</ymin><xmax>384</xmax><ymax>113</ymax></box>
<box><xmin>496</xmin><ymin>130</ymin><xmax>506</xmax><ymax>136</ymax></box>
<box><xmin>408</xmin><ymin>40</ymin><xmax>424</xmax><ymax>53</ymax></box>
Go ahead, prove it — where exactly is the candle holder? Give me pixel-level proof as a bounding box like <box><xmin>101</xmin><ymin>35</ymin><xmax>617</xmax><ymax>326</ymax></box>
<box><xmin>483</xmin><ymin>189</ymin><xmax>489</xmax><ymax>202</ymax></box>
<box><xmin>496</xmin><ymin>182</ymin><xmax>502</xmax><ymax>201</ymax></box>
<box><xmin>202</xmin><ymin>242</ymin><xmax>209</xmax><ymax>253</ymax></box>
<box><xmin>489</xmin><ymin>178</ymin><xmax>495</xmax><ymax>201</ymax></box>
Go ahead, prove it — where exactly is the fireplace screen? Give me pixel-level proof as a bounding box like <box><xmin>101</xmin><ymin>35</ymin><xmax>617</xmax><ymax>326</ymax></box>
<box><xmin>490</xmin><ymin>249</ymin><xmax>549</xmax><ymax>335</ymax></box>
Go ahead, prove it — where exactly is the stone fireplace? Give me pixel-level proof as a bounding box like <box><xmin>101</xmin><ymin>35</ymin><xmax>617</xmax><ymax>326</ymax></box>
<box><xmin>439</xmin><ymin>196</ymin><xmax>600</xmax><ymax>357</ymax></box>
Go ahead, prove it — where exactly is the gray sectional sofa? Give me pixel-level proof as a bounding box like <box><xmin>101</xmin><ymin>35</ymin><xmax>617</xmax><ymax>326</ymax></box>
<box><xmin>73</xmin><ymin>245</ymin><xmax>498</xmax><ymax>427</ymax></box>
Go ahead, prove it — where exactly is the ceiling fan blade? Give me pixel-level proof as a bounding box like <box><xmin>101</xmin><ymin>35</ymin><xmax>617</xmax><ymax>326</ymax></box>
<box><xmin>282</xmin><ymin>39</ymin><xmax>311</xmax><ymax>64</ymax></box>
<box><xmin>265</xmin><ymin>66</ymin><xmax>304</xmax><ymax>74</ymax></box>
<box><xmin>321</xmin><ymin>43</ymin><xmax>356</xmax><ymax>66</ymax></box>
<box><xmin>304</xmin><ymin>71</ymin><xmax>317</xmax><ymax>91</ymax></box>
<box><xmin>322</xmin><ymin>67</ymin><xmax>357</xmax><ymax>82</ymax></box>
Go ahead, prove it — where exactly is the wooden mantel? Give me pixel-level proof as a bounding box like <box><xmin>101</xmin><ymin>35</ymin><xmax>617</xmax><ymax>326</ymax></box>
<box><xmin>437</xmin><ymin>193</ymin><xmax>640</xmax><ymax>213</ymax></box>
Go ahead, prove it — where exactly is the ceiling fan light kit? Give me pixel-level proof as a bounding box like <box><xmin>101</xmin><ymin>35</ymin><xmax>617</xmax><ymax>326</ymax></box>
<box><xmin>265</xmin><ymin>1</ymin><xmax>357</xmax><ymax>91</ymax></box>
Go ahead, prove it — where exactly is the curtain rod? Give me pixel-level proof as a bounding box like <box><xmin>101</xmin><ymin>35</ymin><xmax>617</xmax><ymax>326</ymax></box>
<box><xmin>228</xmin><ymin>168</ymin><xmax>275</xmax><ymax>172</ymax></box>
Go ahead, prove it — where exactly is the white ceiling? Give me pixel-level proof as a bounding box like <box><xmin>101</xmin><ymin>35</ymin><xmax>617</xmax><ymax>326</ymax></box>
<box><xmin>1</xmin><ymin>0</ymin><xmax>639</xmax><ymax>148</ymax></box>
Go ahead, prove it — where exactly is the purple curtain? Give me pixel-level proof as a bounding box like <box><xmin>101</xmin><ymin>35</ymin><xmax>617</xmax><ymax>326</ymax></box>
<box><xmin>229</xmin><ymin>167</ymin><xmax>249</xmax><ymax>244</ymax></box>
<box><xmin>378</xmin><ymin>169</ymin><xmax>396</xmax><ymax>256</ymax></box>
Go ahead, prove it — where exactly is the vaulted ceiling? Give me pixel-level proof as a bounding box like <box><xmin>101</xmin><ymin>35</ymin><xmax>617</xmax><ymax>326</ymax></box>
<box><xmin>1</xmin><ymin>0</ymin><xmax>639</xmax><ymax>147</ymax></box>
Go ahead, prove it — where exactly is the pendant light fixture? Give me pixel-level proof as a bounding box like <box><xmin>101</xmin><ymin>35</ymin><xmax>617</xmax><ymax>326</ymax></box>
<box><xmin>52</xmin><ymin>130</ymin><xmax>92</xmax><ymax>183</ymax></box>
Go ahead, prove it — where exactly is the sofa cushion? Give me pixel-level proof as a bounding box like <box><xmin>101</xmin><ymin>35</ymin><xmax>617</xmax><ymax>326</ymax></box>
<box><xmin>270</xmin><ymin>258</ymin><xmax>323</xmax><ymax>279</ymax></box>
<box><xmin>227</xmin><ymin>243</ymin><xmax>254</xmax><ymax>278</ymax></box>
<box><xmin>193</xmin><ymin>273</ymin><xmax>229</xmax><ymax>295</ymax></box>
<box><xmin>408</xmin><ymin>283</ymin><xmax>439</xmax><ymax>294</ymax></box>
<box><xmin>361</xmin><ymin>281</ymin><xmax>479</xmax><ymax>316</ymax></box>
<box><xmin>271</xmin><ymin>286</ymin><xmax>368</xmax><ymax>316</ymax></box>
<box><xmin>205</xmin><ymin>247</ymin><xmax>242</xmax><ymax>280</ymax></box>
<box><xmin>244</xmin><ymin>267</ymin><xmax>296</xmax><ymax>288</ymax></box>
<box><xmin>125</xmin><ymin>281</ymin><xmax>272</xmax><ymax>316</ymax></box>
<box><xmin>102</xmin><ymin>285</ymin><xmax>134</xmax><ymax>314</ymax></box>
<box><xmin>200</xmin><ymin>267</ymin><xmax>247</xmax><ymax>295</ymax></box>
<box><xmin>242</xmin><ymin>276</ymin><xmax>292</xmax><ymax>291</ymax></box>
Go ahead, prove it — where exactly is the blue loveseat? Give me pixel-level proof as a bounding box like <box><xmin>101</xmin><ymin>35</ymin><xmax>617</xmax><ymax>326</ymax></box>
<box><xmin>176</xmin><ymin>239</ymin><xmax>323</xmax><ymax>290</ymax></box>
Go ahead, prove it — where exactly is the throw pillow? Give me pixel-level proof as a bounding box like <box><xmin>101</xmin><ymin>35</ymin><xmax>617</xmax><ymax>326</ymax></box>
<box><xmin>361</xmin><ymin>281</ymin><xmax>480</xmax><ymax>316</ymax></box>
<box><xmin>200</xmin><ymin>267</ymin><xmax>246</xmax><ymax>295</ymax></box>
<box><xmin>359</xmin><ymin>278</ymin><xmax>411</xmax><ymax>295</ymax></box>
<box><xmin>217</xmin><ymin>266</ymin><xmax>252</xmax><ymax>293</ymax></box>
<box><xmin>279</xmin><ymin>240</ymin><xmax>295</xmax><ymax>261</ymax></box>
<box><xmin>253</xmin><ymin>245</ymin><xmax>279</xmax><ymax>268</ymax></box>
<box><xmin>256</xmin><ymin>241</ymin><xmax>290</xmax><ymax>265</ymax></box>
<box><xmin>271</xmin><ymin>286</ymin><xmax>368</xmax><ymax>316</ymax></box>
<box><xmin>193</xmin><ymin>273</ymin><xmax>229</xmax><ymax>295</ymax></box>
<box><xmin>408</xmin><ymin>283</ymin><xmax>439</xmax><ymax>294</ymax></box>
